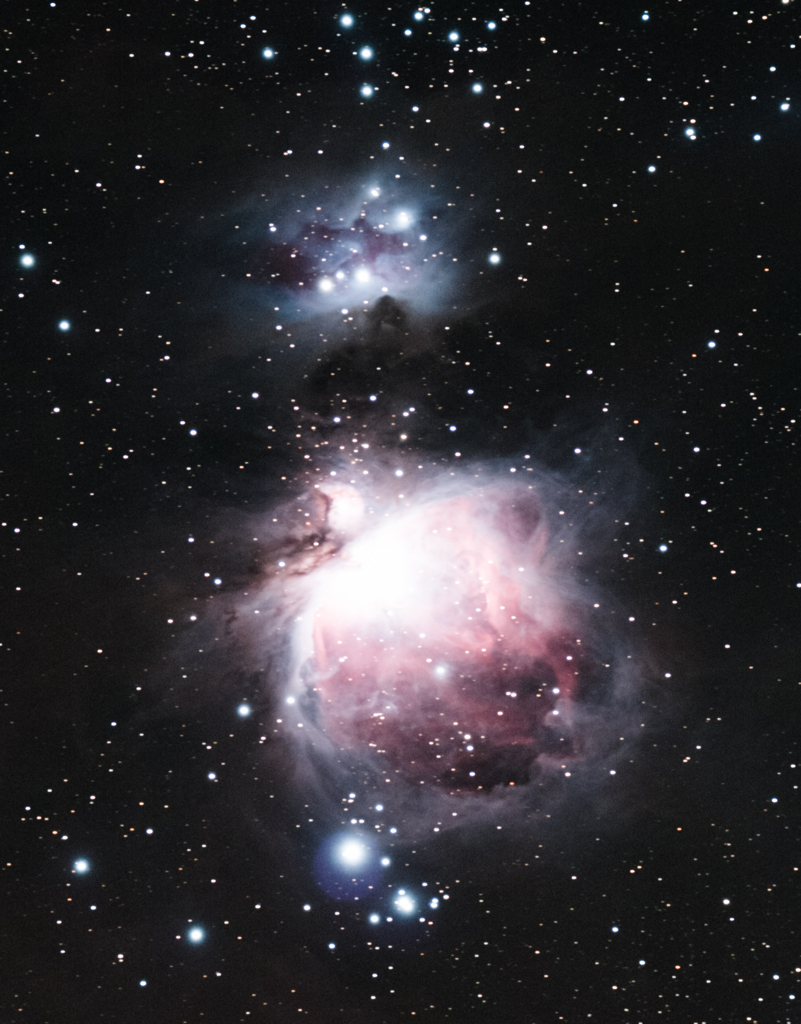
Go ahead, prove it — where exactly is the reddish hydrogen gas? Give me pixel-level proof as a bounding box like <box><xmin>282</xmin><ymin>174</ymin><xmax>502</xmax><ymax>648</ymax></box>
<box><xmin>270</xmin><ymin>478</ymin><xmax>591</xmax><ymax>792</ymax></box>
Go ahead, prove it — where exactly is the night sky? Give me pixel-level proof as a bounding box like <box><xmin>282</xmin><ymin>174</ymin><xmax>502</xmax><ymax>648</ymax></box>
<box><xmin>4</xmin><ymin>2</ymin><xmax>801</xmax><ymax>1022</ymax></box>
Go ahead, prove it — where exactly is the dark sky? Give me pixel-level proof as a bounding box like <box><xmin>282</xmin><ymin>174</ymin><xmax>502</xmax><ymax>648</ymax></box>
<box><xmin>4</xmin><ymin>2</ymin><xmax>801</xmax><ymax>1022</ymax></box>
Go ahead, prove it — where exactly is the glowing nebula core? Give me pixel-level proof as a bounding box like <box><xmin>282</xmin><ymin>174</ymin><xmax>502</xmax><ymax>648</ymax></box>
<box><xmin>254</xmin><ymin>474</ymin><xmax>598</xmax><ymax>794</ymax></box>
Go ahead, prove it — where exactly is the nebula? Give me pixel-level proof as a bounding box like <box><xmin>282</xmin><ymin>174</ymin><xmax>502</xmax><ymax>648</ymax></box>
<box><xmin>233</xmin><ymin>167</ymin><xmax>479</xmax><ymax>328</ymax></box>
<box><xmin>298</xmin><ymin>479</ymin><xmax>581</xmax><ymax>788</ymax></box>
<box><xmin>187</xmin><ymin>171</ymin><xmax>644</xmax><ymax>832</ymax></box>
<box><xmin>228</xmin><ymin>463</ymin><xmax>629</xmax><ymax>817</ymax></box>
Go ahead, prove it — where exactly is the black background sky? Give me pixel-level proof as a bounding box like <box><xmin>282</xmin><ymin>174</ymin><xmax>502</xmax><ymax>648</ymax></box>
<box><xmin>4</xmin><ymin>1</ymin><xmax>801</xmax><ymax>1022</ymax></box>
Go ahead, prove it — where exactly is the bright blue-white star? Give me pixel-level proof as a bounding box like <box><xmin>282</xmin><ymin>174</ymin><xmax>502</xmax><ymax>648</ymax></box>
<box><xmin>237</xmin><ymin>703</ymin><xmax>251</xmax><ymax>717</ymax></box>
<box><xmin>58</xmin><ymin>320</ymin><xmax>71</xmax><ymax>331</ymax></box>
<box><xmin>472</xmin><ymin>82</ymin><xmax>483</xmax><ymax>93</ymax></box>
<box><xmin>448</xmin><ymin>31</ymin><xmax>459</xmax><ymax>42</ymax></box>
<box><xmin>488</xmin><ymin>252</ymin><xmax>501</xmax><ymax>264</ymax></box>
<box><xmin>394</xmin><ymin>891</ymin><xmax>416</xmax><ymax>914</ymax></box>
<box><xmin>74</xmin><ymin>859</ymin><xmax>89</xmax><ymax>874</ymax></box>
<box><xmin>369</xmin><ymin>913</ymin><xmax>380</xmax><ymax>923</ymax></box>
<box><xmin>340</xmin><ymin>13</ymin><xmax>354</xmax><ymax>28</ymax></box>
<box><xmin>262</xmin><ymin>47</ymin><xmax>274</xmax><ymax>59</ymax></box>
<box><xmin>187</xmin><ymin>926</ymin><xmax>205</xmax><ymax>943</ymax></box>
<box><xmin>359</xmin><ymin>46</ymin><xmax>373</xmax><ymax>60</ymax></box>
<box><xmin>781</xmin><ymin>102</ymin><xmax>790</xmax><ymax>111</ymax></box>
<box><xmin>413</xmin><ymin>11</ymin><xmax>424</xmax><ymax>21</ymax></box>
<box><xmin>336</xmin><ymin>837</ymin><xmax>369</xmax><ymax>868</ymax></box>
<box><xmin>20</xmin><ymin>253</ymin><xmax>35</xmax><ymax>268</ymax></box>
<box><xmin>487</xmin><ymin>21</ymin><xmax>496</xmax><ymax>30</ymax></box>
<box><xmin>658</xmin><ymin>544</ymin><xmax>668</xmax><ymax>553</ymax></box>
<box><xmin>360</xmin><ymin>84</ymin><xmax>374</xmax><ymax>97</ymax></box>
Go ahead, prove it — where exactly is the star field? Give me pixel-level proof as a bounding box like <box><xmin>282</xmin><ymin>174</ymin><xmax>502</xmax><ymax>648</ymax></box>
<box><xmin>4</xmin><ymin>2</ymin><xmax>801</xmax><ymax>1023</ymax></box>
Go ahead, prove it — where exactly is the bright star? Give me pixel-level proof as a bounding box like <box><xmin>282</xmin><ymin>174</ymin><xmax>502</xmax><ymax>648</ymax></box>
<box><xmin>337</xmin><ymin>838</ymin><xmax>369</xmax><ymax>868</ymax></box>
<box><xmin>394</xmin><ymin>892</ymin><xmax>415</xmax><ymax>914</ymax></box>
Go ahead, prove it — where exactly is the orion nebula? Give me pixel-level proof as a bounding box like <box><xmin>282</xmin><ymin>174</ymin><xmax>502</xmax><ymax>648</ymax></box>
<box><xmin>183</xmin><ymin>173</ymin><xmax>646</xmax><ymax>836</ymax></box>
<box><xmin>249</xmin><ymin>474</ymin><xmax>591</xmax><ymax>787</ymax></box>
<box><xmin>219</xmin><ymin>459</ymin><xmax>637</xmax><ymax>834</ymax></box>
